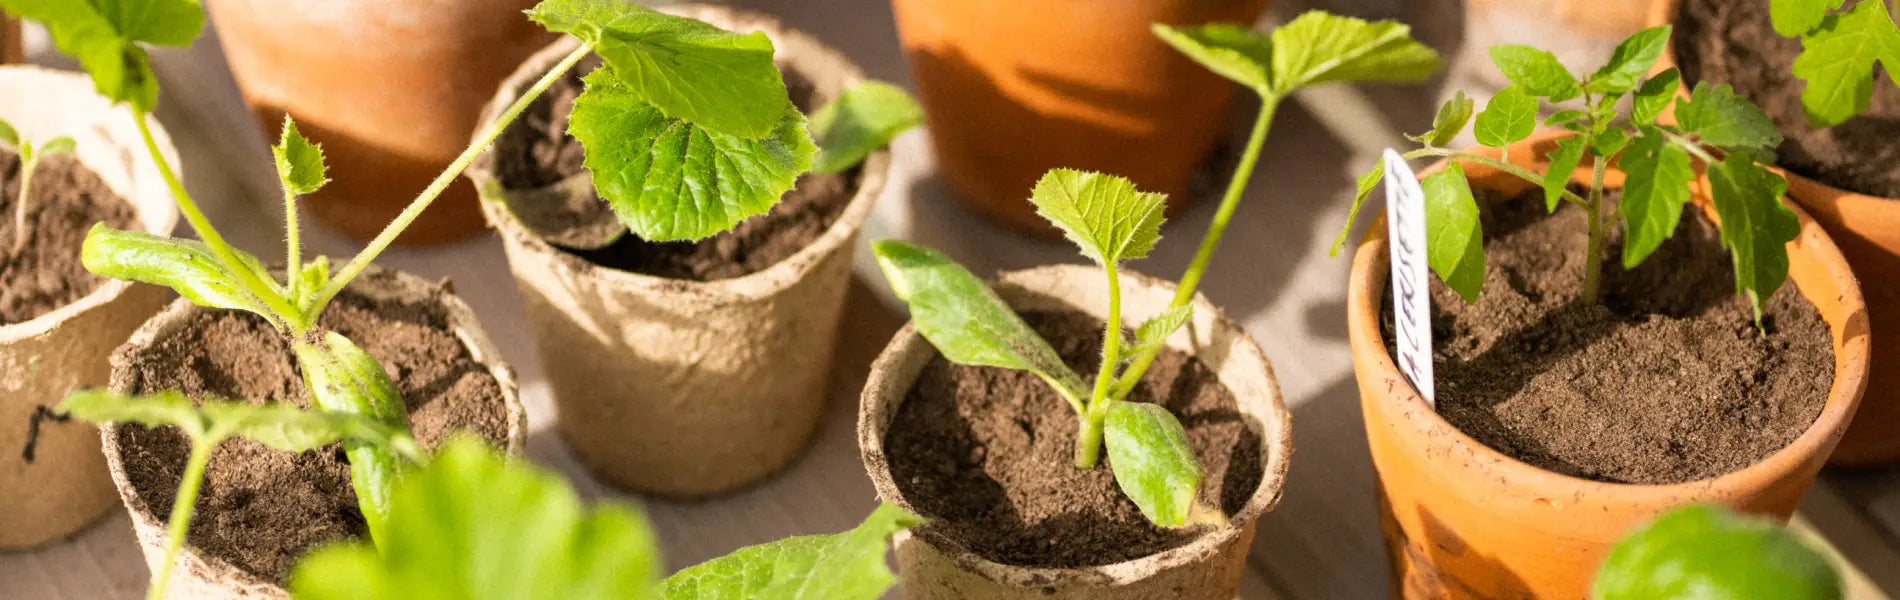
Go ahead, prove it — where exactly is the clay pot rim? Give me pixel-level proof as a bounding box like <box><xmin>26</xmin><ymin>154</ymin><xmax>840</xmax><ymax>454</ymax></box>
<box><xmin>0</xmin><ymin>67</ymin><xmax>181</xmax><ymax>342</ymax></box>
<box><xmin>99</xmin><ymin>264</ymin><xmax>528</xmax><ymax>594</ymax></box>
<box><xmin>1347</xmin><ymin>129</ymin><xmax>1870</xmax><ymax>501</ymax></box>
<box><xmin>469</xmin><ymin>4</ymin><xmax>892</xmax><ymax>303</ymax></box>
<box><xmin>858</xmin><ymin>263</ymin><xmax>1293</xmax><ymax>587</ymax></box>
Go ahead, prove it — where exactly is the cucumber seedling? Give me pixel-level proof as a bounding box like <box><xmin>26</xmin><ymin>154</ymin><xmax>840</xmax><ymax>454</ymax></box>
<box><xmin>1332</xmin><ymin>26</ymin><xmax>1798</xmax><ymax>327</ymax></box>
<box><xmin>0</xmin><ymin>118</ymin><xmax>76</xmax><ymax>254</ymax></box>
<box><xmin>875</xmin><ymin>11</ymin><xmax>1438</xmax><ymax>527</ymax></box>
<box><xmin>1769</xmin><ymin>0</ymin><xmax>1900</xmax><ymax>128</ymax></box>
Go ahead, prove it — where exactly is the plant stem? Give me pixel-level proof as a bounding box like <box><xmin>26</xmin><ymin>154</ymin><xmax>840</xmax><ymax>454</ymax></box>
<box><xmin>283</xmin><ymin>185</ymin><xmax>301</xmax><ymax>301</ymax></box>
<box><xmin>1074</xmin><ymin>409</ymin><xmax>1106</xmax><ymax>469</ymax></box>
<box><xmin>309</xmin><ymin>43</ymin><xmax>594</xmax><ymax>319</ymax></box>
<box><xmin>147</xmin><ymin>439</ymin><xmax>214</xmax><ymax>600</ymax></box>
<box><xmin>1580</xmin><ymin>159</ymin><xmax>1608</xmax><ymax>304</ymax></box>
<box><xmin>1076</xmin><ymin>265</ymin><xmax>1123</xmax><ymax>468</ymax></box>
<box><xmin>11</xmin><ymin>153</ymin><xmax>35</xmax><ymax>254</ymax></box>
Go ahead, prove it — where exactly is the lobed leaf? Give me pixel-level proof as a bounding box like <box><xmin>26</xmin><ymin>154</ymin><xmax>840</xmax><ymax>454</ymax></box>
<box><xmin>1152</xmin><ymin>23</ymin><xmax>1273</xmax><ymax>93</ymax></box>
<box><xmin>1104</xmin><ymin>400</ymin><xmax>1204</xmax><ymax>527</ymax></box>
<box><xmin>1029</xmin><ymin>169</ymin><xmax>1168</xmax><ymax>265</ymax></box>
<box><xmin>1617</xmin><ymin>128</ymin><xmax>1695</xmax><ymax>268</ymax></box>
<box><xmin>1773</xmin><ymin>0</ymin><xmax>1848</xmax><ymax>37</ymax></box>
<box><xmin>0</xmin><ymin>0</ymin><xmax>203</xmax><ymax>112</ymax></box>
<box><xmin>1676</xmin><ymin>82</ymin><xmax>1784</xmax><ymax>151</ymax></box>
<box><xmin>1543</xmin><ymin>135</ymin><xmax>1588</xmax><ymax>212</ymax></box>
<box><xmin>1586</xmin><ymin>26</ymin><xmax>1671</xmax><ymax>94</ymax></box>
<box><xmin>1265</xmin><ymin>11</ymin><xmax>1441</xmax><ymax>96</ymax></box>
<box><xmin>295</xmin><ymin>257</ymin><xmax>331</xmax><ymax>314</ymax></box>
<box><xmin>1328</xmin><ymin>162</ymin><xmax>1385</xmax><ymax>257</ymax></box>
<box><xmin>1473</xmin><ymin>86</ymin><xmax>1537</xmax><ymax>149</ymax></box>
<box><xmin>661</xmin><ymin>503</ymin><xmax>921</xmax><ymax>600</ymax></box>
<box><xmin>1489</xmin><ymin>45</ymin><xmax>1581</xmax><ymax>101</ymax></box>
<box><xmin>1416</xmin><ymin>90</ymin><xmax>1475</xmax><ymax>147</ymax></box>
<box><xmin>1422</xmin><ymin>163</ymin><xmax>1484</xmax><ymax>303</ymax></box>
<box><xmin>1544</xmin><ymin>109</ymin><xmax>1588</xmax><ymax>127</ymax></box>
<box><xmin>1631</xmin><ymin>68</ymin><xmax>1681</xmax><ymax>125</ymax></box>
<box><xmin>1591</xmin><ymin>505</ymin><xmax>1840</xmax><ymax>600</ymax></box>
<box><xmin>274</xmin><ymin>117</ymin><xmax>329</xmax><ymax>196</ymax></box>
<box><xmin>1125</xmin><ymin>305</ymin><xmax>1193</xmax><ymax>360</ymax></box>
<box><xmin>1707</xmin><ymin>157</ymin><xmax>1798</xmax><ymax>327</ymax></box>
<box><xmin>1592</xmin><ymin>127</ymin><xmax>1630</xmax><ymax>157</ymax></box>
<box><xmin>80</xmin><ymin>225</ymin><xmax>277</xmax><ymax>319</ymax></box>
<box><xmin>1791</xmin><ymin>0</ymin><xmax>1900</xmax><ymax>127</ymax></box>
<box><xmin>810</xmin><ymin>80</ymin><xmax>923</xmax><ymax>175</ymax></box>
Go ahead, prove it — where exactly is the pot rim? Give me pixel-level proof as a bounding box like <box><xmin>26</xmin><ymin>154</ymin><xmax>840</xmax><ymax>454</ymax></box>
<box><xmin>1347</xmin><ymin>129</ymin><xmax>1870</xmax><ymax>500</ymax></box>
<box><xmin>0</xmin><ymin>66</ymin><xmax>181</xmax><ymax>343</ymax></box>
<box><xmin>468</xmin><ymin>4</ymin><xmax>892</xmax><ymax>303</ymax></box>
<box><xmin>858</xmin><ymin>263</ymin><xmax>1293</xmax><ymax>586</ymax></box>
<box><xmin>99</xmin><ymin>264</ymin><xmax>527</xmax><ymax>594</ymax></box>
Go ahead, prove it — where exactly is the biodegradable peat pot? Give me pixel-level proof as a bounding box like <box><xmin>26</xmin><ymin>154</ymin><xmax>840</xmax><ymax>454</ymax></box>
<box><xmin>469</xmin><ymin>6</ymin><xmax>890</xmax><ymax>497</ymax></box>
<box><xmin>102</xmin><ymin>265</ymin><xmax>525</xmax><ymax>598</ymax></box>
<box><xmin>205</xmin><ymin>0</ymin><xmax>556</xmax><ymax>245</ymax></box>
<box><xmin>1651</xmin><ymin>0</ymin><xmax>1900</xmax><ymax>465</ymax></box>
<box><xmin>892</xmin><ymin>0</ymin><xmax>1270</xmax><ymax>235</ymax></box>
<box><xmin>1349</xmin><ymin>133</ymin><xmax>1869</xmax><ymax>599</ymax></box>
<box><xmin>859</xmin><ymin>265</ymin><xmax>1292</xmax><ymax>599</ymax></box>
<box><xmin>0</xmin><ymin>67</ymin><xmax>180</xmax><ymax>549</ymax></box>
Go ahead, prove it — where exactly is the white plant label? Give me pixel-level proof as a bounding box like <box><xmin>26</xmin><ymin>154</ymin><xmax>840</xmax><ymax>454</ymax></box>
<box><xmin>1382</xmin><ymin>149</ymin><xmax>1435</xmax><ymax>406</ymax></box>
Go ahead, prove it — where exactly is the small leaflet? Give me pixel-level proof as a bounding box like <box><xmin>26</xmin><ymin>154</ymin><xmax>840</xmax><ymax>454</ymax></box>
<box><xmin>1382</xmin><ymin>149</ymin><xmax>1435</xmax><ymax>406</ymax></box>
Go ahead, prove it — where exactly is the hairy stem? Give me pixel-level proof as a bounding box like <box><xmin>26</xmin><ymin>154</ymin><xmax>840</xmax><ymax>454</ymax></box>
<box><xmin>310</xmin><ymin>43</ymin><xmax>594</xmax><ymax>318</ymax></box>
<box><xmin>11</xmin><ymin>153</ymin><xmax>35</xmax><ymax>254</ymax></box>
<box><xmin>283</xmin><ymin>186</ymin><xmax>302</xmax><ymax>301</ymax></box>
<box><xmin>147</xmin><ymin>439</ymin><xmax>214</xmax><ymax>600</ymax></box>
<box><xmin>1077</xmin><ymin>265</ymin><xmax>1123</xmax><ymax>468</ymax></box>
<box><xmin>1074</xmin><ymin>409</ymin><xmax>1107</xmax><ymax>469</ymax></box>
<box><xmin>1581</xmin><ymin>160</ymin><xmax>1609</xmax><ymax>304</ymax></box>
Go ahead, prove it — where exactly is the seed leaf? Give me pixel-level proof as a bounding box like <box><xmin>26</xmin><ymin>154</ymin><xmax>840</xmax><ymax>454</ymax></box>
<box><xmin>1423</xmin><ymin>163</ymin><xmax>1484</xmax><ymax>303</ymax></box>
<box><xmin>1791</xmin><ymin>0</ymin><xmax>1900</xmax><ymax>127</ymax></box>
<box><xmin>529</xmin><ymin>0</ymin><xmax>790</xmax><ymax>139</ymax></box>
<box><xmin>661</xmin><ymin>503</ymin><xmax>921</xmax><ymax>600</ymax></box>
<box><xmin>568</xmin><ymin>69</ymin><xmax>814</xmax><ymax>242</ymax></box>
<box><xmin>1030</xmin><ymin>169</ymin><xmax>1168</xmax><ymax>265</ymax></box>
<box><xmin>1151</xmin><ymin>23</ymin><xmax>1273</xmax><ymax>93</ymax></box>
<box><xmin>1474</xmin><ymin>86</ymin><xmax>1537</xmax><ymax>149</ymax></box>
<box><xmin>1631</xmin><ymin>68</ymin><xmax>1682</xmax><ymax>125</ymax></box>
<box><xmin>1592</xmin><ymin>505</ymin><xmax>1841</xmax><ymax>600</ymax></box>
<box><xmin>1264</xmin><ymin>11</ymin><xmax>1441</xmax><ymax>96</ymax></box>
<box><xmin>1676</xmin><ymin>82</ymin><xmax>1784</xmax><ymax>151</ymax></box>
<box><xmin>1618</xmin><ymin>128</ymin><xmax>1695</xmax><ymax>268</ymax></box>
<box><xmin>810</xmin><ymin>80</ymin><xmax>923</xmax><ymax>175</ymax></box>
<box><xmin>1544</xmin><ymin>135</ymin><xmax>1588</xmax><ymax>212</ymax></box>
<box><xmin>293</xmin><ymin>332</ymin><xmax>412</xmax><ymax>544</ymax></box>
<box><xmin>0</xmin><ymin>118</ymin><xmax>16</xmax><ymax>148</ymax></box>
<box><xmin>274</xmin><ymin>117</ymin><xmax>329</xmax><ymax>196</ymax></box>
<box><xmin>1489</xmin><ymin>45</ymin><xmax>1581</xmax><ymax>101</ymax></box>
<box><xmin>1775</xmin><ymin>0</ymin><xmax>1848</xmax><ymax>37</ymax></box>
<box><xmin>0</xmin><ymin>0</ymin><xmax>203</xmax><ymax>111</ymax></box>
<box><xmin>80</xmin><ymin>225</ymin><xmax>276</xmax><ymax>319</ymax></box>
<box><xmin>1586</xmin><ymin>26</ymin><xmax>1671</xmax><ymax>94</ymax></box>
<box><xmin>39</xmin><ymin>136</ymin><xmax>76</xmax><ymax>157</ymax></box>
<box><xmin>1329</xmin><ymin>162</ymin><xmax>1386</xmax><ymax>257</ymax></box>
<box><xmin>1707</xmin><ymin>157</ymin><xmax>1798</xmax><ymax>327</ymax></box>
<box><xmin>1415</xmin><ymin>90</ymin><xmax>1475</xmax><ymax>147</ymax></box>
<box><xmin>1105</xmin><ymin>400</ymin><xmax>1204</xmax><ymax>527</ymax></box>
<box><xmin>58</xmin><ymin>390</ymin><xmax>420</xmax><ymax>459</ymax></box>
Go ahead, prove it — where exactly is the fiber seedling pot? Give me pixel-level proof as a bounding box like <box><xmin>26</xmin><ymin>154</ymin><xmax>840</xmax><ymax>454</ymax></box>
<box><xmin>0</xmin><ymin>67</ymin><xmax>180</xmax><ymax>549</ymax></box>
<box><xmin>1348</xmin><ymin>133</ymin><xmax>1869</xmax><ymax>599</ymax></box>
<box><xmin>1648</xmin><ymin>0</ymin><xmax>1900</xmax><ymax>465</ymax></box>
<box><xmin>204</xmin><ymin>0</ymin><xmax>556</xmax><ymax>245</ymax></box>
<box><xmin>859</xmin><ymin>264</ymin><xmax>1292</xmax><ymax>599</ymax></box>
<box><xmin>102</xmin><ymin>265</ymin><xmax>526</xmax><ymax>599</ymax></box>
<box><xmin>891</xmin><ymin>0</ymin><xmax>1269</xmax><ymax>235</ymax></box>
<box><xmin>469</xmin><ymin>5</ymin><xmax>890</xmax><ymax>497</ymax></box>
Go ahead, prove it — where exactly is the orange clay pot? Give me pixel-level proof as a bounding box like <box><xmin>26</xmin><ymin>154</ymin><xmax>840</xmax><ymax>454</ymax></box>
<box><xmin>205</xmin><ymin>0</ymin><xmax>556</xmax><ymax>245</ymax></box>
<box><xmin>1349</xmin><ymin>131</ymin><xmax>1869</xmax><ymax>599</ymax></box>
<box><xmin>891</xmin><ymin>0</ymin><xmax>1269</xmax><ymax>235</ymax></box>
<box><xmin>1648</xmin><ymin>0</ymin><xmax>1900</xmax><ymax>464</ymax></box>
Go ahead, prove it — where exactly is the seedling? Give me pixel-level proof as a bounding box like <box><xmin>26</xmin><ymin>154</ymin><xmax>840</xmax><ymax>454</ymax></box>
<box><xmin>1332</xmin><ymin>26</ymin><xmax>1798</xmax><ymax>327</ymax></box>
<box><xmin>1592</xmin><ymin>504</ymin><xmax>1840</xmax><ymax>600</ymax></box>
<box><xmin>875</xmin><ymin>11</ymin><xmax>1438</xmax><ymax>527</ymax></box>
<box><xmin>1770</xmin><ymin>0</ymin><xmax>1900</xmax><ymax>127</ymax></box>
<box><xmin>5</xmin><ymin>0</ymin><xmax>916</xmax><ymax>596</ymax></box>
<box><xmin>0</xmin><ymin>118</ymin><xmax>77</xmax><ymax>253</ymax></box>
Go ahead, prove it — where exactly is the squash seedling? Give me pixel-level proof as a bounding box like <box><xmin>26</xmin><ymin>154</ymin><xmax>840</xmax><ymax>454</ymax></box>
<box><xmin>1768</xmin><ymin>0</ymin><xmax>1900</xmax><ymax>128</ymax></box>
<box><xmin>0</xmin><ymin>118</ymin><xmax>77</xmax><ymax>254</ymax></box>
<box><xmin>1592</xmin><ymin>504</ymin><xmax>1841</xmax><ymax>600</ymax></box>
<box><xmin>875</xmin><ymin>11</ymin><xmax>1438</xmax><ymax>527</ymax></box>
<box><xmin>1331</xmin><ymin>26</ymin><xmax>1798</xmax><ymax>327</ymax></box>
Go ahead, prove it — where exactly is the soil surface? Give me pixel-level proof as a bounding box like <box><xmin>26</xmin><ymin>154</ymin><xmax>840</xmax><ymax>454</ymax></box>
<box><xmin>0</xmin><ymin>150</ymin><xmax>136</xmax><ymax>325</ymax></box>
<box><xmin>1384</xmin><ymin>187</ymin><xmax>1835</xmax><ymax>484</ymax></box>
<box><xmin>884</xmin><ymin>310</ymin><xmax>1264</xmax><ymax>568</ymax></box>
<box><xmin>1674</xmin><ymin>0</ymin><xmax>1900</xmax><ymax>198</ymax></box>
<box><xmin>117</xmin><ymin>280</ymin><xmax>511</xmax><ymax>583</ymax></box>
<box><xmin>494</xmin><ymin>57</ymin><xmax>860</xmax><ymax>281</ymax></box>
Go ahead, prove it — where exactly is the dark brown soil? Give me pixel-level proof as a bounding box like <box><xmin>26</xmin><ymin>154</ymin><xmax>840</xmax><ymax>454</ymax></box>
<box><xmin>0</xmin><ymin>150</ymin><xmax>136</xmax><ymax>325</ymax></box>
<box><xmin>885</xmin><ymin>310</ymin><xmax>1264</xmax><ymax>568</ymax></box>
<box><xmin>1674</xmin><ymin>0</ymin><xmax>1900</xmax><ymax>198</ymax></box>
<box><xmin>494</xmin><ymin>57</ymin><xmax>860</xmax><ymax>281</ymax></box>
<box><xmin>116</xmin><ymin>278</ymin><xmax>511</xmax><ymax>583</ymax></box>
<box><xmin>1384</xmin><ymin>186</ymin><xmax>1835</xmax><ymax>485</ymax></box>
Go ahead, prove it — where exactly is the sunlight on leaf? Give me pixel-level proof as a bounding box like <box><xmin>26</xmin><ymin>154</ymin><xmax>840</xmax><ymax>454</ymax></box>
<box><xmin>1029</xmin><ymin>169</ymin><xmax>1168</xmax><ymax>266</ymax></box>
<box><xmin>1105</xmin><ymin>400</ymin><xmax>1204</xmax><ymax>527</ymax></box>
<box><xmin>661</xmin><ymin>503</ymin><xmax>921</xmax><ymax>600</ymax></box>
<box><xmin>810</xmin><ymin>81</ymin><xmax>923</xmax><ymax>174</ymax></box>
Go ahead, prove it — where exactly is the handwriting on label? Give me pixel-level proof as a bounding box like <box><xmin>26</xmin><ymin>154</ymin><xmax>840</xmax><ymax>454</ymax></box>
<box><xmin>1383</xmin><ymin>149</ymin><xmax>1435</xmax><ymax>406</ymax></box>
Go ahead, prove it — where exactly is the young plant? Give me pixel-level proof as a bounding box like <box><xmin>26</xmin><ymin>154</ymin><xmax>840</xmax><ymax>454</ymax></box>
<box><xmin>1332</xmin><ymin>26</ymin><xmax>1799</xmax><ymax>326</ymax></box>
<box><xmin>1592</xmin><ymin>504</ymin><xmax>1840</xmax><ymax>600</ymax></box>
<box><xmin>876</xmin><ymin>11</ymin><xmax>1438</xmax><ymax>528</ymax></box>
<box><xmin>0</xmin><ymin>118</ymin><xmax>77</xmax><ymax>253</ymax></box>
<box><xmin>1770</xmin><ymin>0</ymin><xmax>1900</xmax><ymax>127</ymax></box>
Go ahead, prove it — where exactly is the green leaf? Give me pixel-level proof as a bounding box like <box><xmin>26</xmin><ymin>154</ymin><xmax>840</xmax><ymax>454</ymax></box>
<box><xmin>1618</xmin><ymin>128</ymin><xmax>1696</xmax><ymax>268</ymax></box>
<box><xmin>1791</xmin><ymin>0</ymin><xmax>1900</xmax><ymax>127</ymax></box>
<box><xmin>1152</xmin><ymin>23</ymin><xmax>1273</xmax><ymax>92</ymax></box>
<box><xmin>568</xmin><ymin>69</ymin><xmax>814</xmax><ymax>242</ymax></box>
<box><xmin>661</xmin><ymin>503</ymin><xmax>921</xmax><ymax>600</ymax></box>
<box><xmin>290</xmin><ymin>436</ymin><xmax>663</xmax><ymax>600</ymax></box>
<box><xmin>1544</xmin><ymin>109</ymin><xmax>1588</xmax><ymax>127</ymax></box>
<box><xmin>80</xmin><ymin>225</ymin><xmax>277</xmax><ymax>319</ymax></box>
<box><xmin>292</xmin><ymin>332</ymin><xmax>412</xmax><ymax>544</ymax></box>
<box><xmin>1774</xmin><ymin>0</ymin><xmax>1848</xmax><ymax>37</ymax></box>
<box><xmin>1591</xmin><ymin>505</ymin><xmax>1841</xmax><ymax>600</ymax></box>
<box><xmin>1414</xmin><ymin>90</ymin><xmax>1474</xmax><ymax>147</ymax></box>
<box><xmin>0</xmin><ymin>0</ymin><xmax>204</xmax><ymax>111</ymax></box>
<box><xmin>1586</xmin><ymin>26</ymin><xmax>1671</xmax><ymax>94</ymax></box>
<box><xmin>1488</xmin><ymin>45</ymin><xmax>1581</xmax><ymax>101</ymax></box>
<box><xmin>1125</xmin><ymin>305</ymin><xmax>1192</xmax><ymax>360</ymax></box>
<box><xmin>810</xmin><ymin>80</ymin><xmax>923</xmax><ymax>175</ymax></box>
<box><xmin>1104</xmin><ymin>400</ymin><xmax>1204</xmax><ymax>527</ymax></box>
<box><xmin>273</xmin><ymin>116</ymin><xmax>329</xmax><ymax>196</ymax></box>
<box><xmin>38</xmin><ymin>136</ymin><xmax>76</xmax><ymax>157</ymax></box>
<box><xmin>296</xmin><ymin>257</ymin><xmax>331</xmax><ymax>313</ymax></box>
<box><xmin>1473</xmin><ymin>86</ymin><xmax>1537</xmax><ymax>148</ymax></box>
<box><xmin>1544</xmin><ymin>135</ymin><xmax>1588</xmax><ymax>212</ymax></box>
<box><xmin>1423</xmin><ymin>163</ymin><xmax>1485</xmax><ymax>303</ymax></box>
<box><xmin>57</xmin><ymin>390</ymin><xmax>421</xmax><ymax>459</ymax></box>
<box><xmin>1592</xmin><ymin>128</ymin><xmax>1630</xmax><ymax>157</ymax></box>
<box><xmin>1329</xmin><ymin>162</ymin><xmax>1385</xmax><ymax>257</ymax></box>
<box><xmin>529</xmin><ymin>0</ymin><xmax>789</xmax><ymax>138</ymax></box>
<box><xmin>1265</xmin><ymin>11</ymin><xmax>1441</xmax><ymax>96</ymax></box>
<box><xmin>871</xmin><ymin>241</ymin><xmax>1089</xmax><ymax>406</ymax></box>
<box><xmin>1707</xmin><ymin>157</ymin><xmax>1798</xmax><ymax>327</ymax></box>
<box><xmin>1029</xmin><ymin>169</ymin><xmax>1168</xmax><ymax>265</ymax></box>
<box><xmin>0</xmin><ymin>118</ymin><xmax>18</xmax><ymax>148</ymax></box>
<box><xmin>1631</xmin><ymin>68</ymin><xmax>1681</xmax><ymax>125</ymax></box>
<box><xmin>58</xmin><ymin>389</ymin><xmax>207</xmax><ymax>439</ymax></box>
<box><xmin>1676</xmin><ymin>82</ymin><xmax>1784</xmax><ymax>151</ymax></box>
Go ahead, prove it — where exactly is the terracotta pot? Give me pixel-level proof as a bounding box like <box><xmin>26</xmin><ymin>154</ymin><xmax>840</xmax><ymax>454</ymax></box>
<box><xmin>1647</xmin><ymin>0</ymin><xmax>1900</xmax><ymax>466</ymax></box>
<box><xmin>0</xmin><ymin>67</ymin><xmax>180</xmax><ymax>549</ymax></box>
<box><xmin>468</xmin><ymin>6</ymin><xmax>890</xmax><ymax>497</ymax></box>
<box><xmin>859</xmin><ymin>264</ymin><xmax>1293</xmax><ymax>599</ymax></box>
<box><xmin>892</xmin><ymin>0</ymin><xmax>1270</xmax><ymax>235</ymax></box>
<box><xmin>102</xmin><ymin>264</ymin><xmax>526</xmax><ymax>599</ymax></box>
<box><xmin>205</xmin><ymin>0</ymin><xmax>556</xmax><ymax>245</ymax></box>
<box><xmin>1349</xmin><ymin>132</ymin><xmax>1869</xmax><ymax>599</ymax></box>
